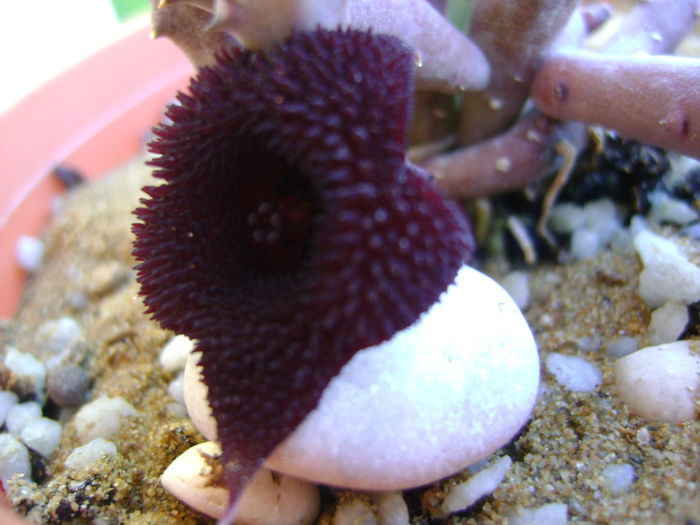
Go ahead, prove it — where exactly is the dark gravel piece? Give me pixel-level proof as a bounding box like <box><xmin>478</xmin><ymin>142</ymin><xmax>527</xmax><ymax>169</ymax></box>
<box><xmin>46</xmin><ymin>364</ymin><xmax>90</xmax><ymax>408</ymax></box>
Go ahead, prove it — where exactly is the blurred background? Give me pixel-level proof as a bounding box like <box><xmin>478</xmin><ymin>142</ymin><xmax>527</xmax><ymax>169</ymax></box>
<box><xmin>0</xmin><ymin>0</ymin><xmax>150</xmax><ymax>115</ymax></box>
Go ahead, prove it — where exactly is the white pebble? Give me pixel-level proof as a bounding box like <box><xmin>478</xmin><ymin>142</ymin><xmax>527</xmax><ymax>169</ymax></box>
<box><xmin>3</xmin><ymin>348</ymin><xmax>47</xmax><ymax>401</ymax></box>
<box><xmin>370</xmin><ymin>492</ymin><xmax>409</xmax><ymax>525</ymax></box>
<box><xmin>160</xmin><ymin>335</ymin><xmax>196</xmax><ymax>372</ymax></box>
<box><xmin>0</xmin><ymin>391</ymin><xmax>19</xmax><ymax>427</ymax></box>
<box><xmin>648</xmin><ymin>190</ymin><xmax>699</xmax><ymax>225</ymax></box>
<box><xmin>682</xmin><ymin>222</ymin><xmax>700</xmax><ymax>240</ymax></box>
<box><xmin>440</xmin><ymin>455</ymin><xmax>512</xmax><ymax>516</ymax></box>
<box><xmin>600</xmin><ymin>463</ymin><xmax>636</xmax><ymax>493</ymax></box>
<box><xmin>183</xmin><ymin>353</ymin><xmax>216</xmax><ymax>440</ymax></box>
<box><xmin>0</xmin><ymin>433</ymin><xmax>31</xmax><ymax>484</ymax></box>
<box><xmin>499</xmin><ymin>271</ymin><xmax>530</xmax><ymax>310</ymax></box>
<box><xmin>569</xmin><ymin>199</ymin><xmax>623</xmax><ymax>260</ymax></box>
<box><xmin>6</xmin><ymin>402</ymin><xmax>42</xmax><ymax>437</ymax></box>
<box><xmin>545</xmin><ymin>353</ymin><xmax>602</xmax><ymax>392</ymax></box>
<box><xmin>161</xmin><ymin>441</ymin><xmax>320</xmax><ymax>525</ymax></box>
<box><xmin>73</xmin><ymin>396</ymin><xmax>137</xmax><ymax>443</ymax></box>
<box><xmin>19</xmin><ymin>417</ymin><xmax>62</xmax><ymax>457</ymax></box>
<box><xmin>634</xmin><ymin>229</ymin><xmax>700</xmax><ymax>308</ymax></box>
<box><xmin>614</xmin><ymin>341</ymin><xmax>700</xmax><ymax>423</ymax></box>
<box><xmin>167</xmin><ymin>402</ymin><xmax>189</xmax><ymax>419</ymax></box>
<box><xmin>570</xmin><ymin>227</ymin><xmax>603</xmax><ymax>260</ymax></box>
<box><xmin>334</xmin><ymin>499</ymin><xmax>376</xmax><ymax>525</ymax></box>
<box><xmin>636</xmin><ymin>427</ymin><xmax>652</xmax><ymax>446</ymax></box>
<box><xmin>185</xmin><ymin>266</ymin><xmax>540</xmax><ymax>491</ymax></box>
<box><xmin>38</xmin><ymin>317</ymin><xmax>83</xmax><ymax>355</ymax></box>
<box><xmin>168</xmin><ymin>373</ymin><xmax>185</xmax><ymax>404</ymax></box>
<box><xmin>549</xmin><ymin>203</ymin><xmax>585</xmax><ymax>235</ymax></box>
<box><xmin>510</xmin><ymin>503</ymin><xmax>568</xmax><ymax>525</ymax></box>
<box><xmin>605</xmin><ymin>336</ymin><xmax>638</xmax><ymax>358</ymax></box>
<box><xmin>16</xmin><ymin>235</ymin><xmax>44</xmax><ymax>273</ymax></box>
<box><xmin>576</xmin><ymin>335</ymin><xmax>601</xmax><ymax>352</ymax></box>
<box><xmin>64</xmin><ymin>438</ymin><xmax>117</xmax><ymax>470</ymax></box>
<box><xmin>583</xmin><ymin>198</ymin><xmax>620</xmax><ymax>236</ymax></box>
<box><xmin>648</xmin><ymin>301</ymin><xmax>688</xmax><ymax>345</ymax></box>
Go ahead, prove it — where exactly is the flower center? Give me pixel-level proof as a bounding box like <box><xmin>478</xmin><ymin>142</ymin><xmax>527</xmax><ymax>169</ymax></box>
<box><xmin>244</xmin><ymin>171</ymin><xmax>315</xmax><ymax>273</ymax></box>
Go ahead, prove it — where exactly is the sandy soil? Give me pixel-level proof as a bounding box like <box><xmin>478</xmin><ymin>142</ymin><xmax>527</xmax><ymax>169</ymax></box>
<box><xmin>1</xmin><ymin>153</ymin><xmax>697</xmax><ymax>524</ymax></box>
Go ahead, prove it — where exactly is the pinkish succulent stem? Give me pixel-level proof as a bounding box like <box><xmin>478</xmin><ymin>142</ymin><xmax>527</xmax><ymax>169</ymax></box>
<box><xmin>422</xmin><ymin>112</ymin><xmax>587</xmax><ymax>199</ymax></box>
<box><xmin>426</xmin><ymin>0</ymin><xmax>445</xmax><ymax>14</ymax></box>
<box><xmin>532</xmin><ymin>52</ymin><xmax>700</xmax><ymax>159</ymax></box>
<box><xmin>532</xmin><ymin>0</ymin><xmax>700</xmax><ymax>159</ymax></box>
<box><xmin>345</xmin><ymin>0</ymin><xmax>490</xmax><ymax>92</ymax></box>
<box><xmin>549</xmin><ymin>4</ymin><xmax>612</xmax><ymax>55</ymax></box>
<box><xmin>154</xmin><ymin>0</ymin><xmax>490</xmax><ymax>92</ymax></box>
<box><xmin>457</xmin><ymin>0</ymin><xmax>578</xmax><ymax>145</ymax></box>
<box><xmin>602</xmin><ymin>0</ymin><xmax>699</xmax><ymax>55</ymax></box>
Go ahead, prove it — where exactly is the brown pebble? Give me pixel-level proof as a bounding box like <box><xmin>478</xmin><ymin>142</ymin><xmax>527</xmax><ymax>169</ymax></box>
<box><xmin>46</xmin><ymin>364</ymin><xmax>90</xmax><ymax>408</ymax></box>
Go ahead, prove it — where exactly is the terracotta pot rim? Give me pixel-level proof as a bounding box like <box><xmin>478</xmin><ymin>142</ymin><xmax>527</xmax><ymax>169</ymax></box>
<box><xmin>0</xmin><ymin>21</ymin><xmax>191</xmax><ymax>318</ymax></box>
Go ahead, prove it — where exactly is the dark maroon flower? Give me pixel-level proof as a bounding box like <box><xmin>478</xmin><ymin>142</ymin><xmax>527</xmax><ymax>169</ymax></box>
<box><xmin>133</xmin><ymin>27</ymin><xmax>473</xmax><ymax>521</ymax></box>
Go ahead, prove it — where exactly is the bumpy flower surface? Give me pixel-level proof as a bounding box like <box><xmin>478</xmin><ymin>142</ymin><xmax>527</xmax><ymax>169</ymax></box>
<box><xmin>133</xmin><ymin>28</ymin><xmax>473</xmax><ymax>518</ymax></box>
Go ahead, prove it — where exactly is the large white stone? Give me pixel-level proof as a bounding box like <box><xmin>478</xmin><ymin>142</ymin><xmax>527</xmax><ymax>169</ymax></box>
<box><xmin>184</xmin><ymin>265</ymin><xmax>539</xmax><ymax>491</ymax></box>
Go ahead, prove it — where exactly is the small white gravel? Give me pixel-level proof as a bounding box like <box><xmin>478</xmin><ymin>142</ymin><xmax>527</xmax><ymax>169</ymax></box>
<box><xmin>16</xmin><ymin>235</ymin><xmax>44</xmax><ymax>273</ymax></box>
<box><xmin>370</xmin><ymin>492</ymin><xmax>409</xmax><ymax>525</ymax></box>
<box><xmin>648</xmin><ymin>301</ymin><xmax>688</xmax><ymax>345</ymax></box>
<box><xmin>6</xmin><ymin>401</ymin><xmax>43</xmax><ymax>437</ymax></box>
<box><xmin>574</xmin><ymin>199</ymin><xmax>623</xmax><ymax>260</ymax></box>
<box><xmin>73</xmin><ymin>396</ymin><xmax>137</xmax><ymax>443</ymax></box>
<box><xmin>333</xmin><ymin>498</ymin><xmax>376</xmax><ymax>525</ymax></box>
<box><xmin>550</xmin><ymin>199</ymin><xmax>623</xmax><ymax>260</ymax></box>
<box><xmin>549</xmin><ymin>203</ymin><xmax>586</xmax><ymax>234</ymax></box>
<box><xmin>571</xmin><ymin>227</ymin><xmax>603</xmax><ymax>260</ymax></box>
<box><xmin>0</xmin><ymin>391</ymin><xmax>19</xmax><ymax>427</ymax></box>
<box><xmin>64</xmin><ymin>438</ymin><xmax>117</xmax><ymax>470</ymax></box>
<box><xmin>38</xmin><ymin>317</ymin><xmax>83</xmax><ymax>355</ymax></box>
<box><xmin>3</xmin><ymin>347</ymin><xmax>47</xmax><ymax>401</ymax></box>
<box><xmin>682</xmin><ymin>222</ymin><xmax>700</xmax><ymax>240</ymax></box>
<box><xmin>20</xmin><ymin>417</ymin><xmax>62</xmax><ymax>458</ymax></box>
<box><xmin>168</xmin><ymin>373</ymin><xmax>185</xmax><ymax>404</ymax></box>
<box><xmin>160</xmin><ymin>335</ymin><xmax>195</xmax><ymax>372</ymax></box>
<box><xmin>600</xmin><ymin>463</ymin><xmax>636</xmax><ymax>493</ymax></box>
<box><xmin>614</xmin><ymin>341</ymin><xmax>700</xmax><ymax>423</ymax></box>
<box><xmin>440</xmin><ymin>455</ymin><xmax>512</xmax><ymax>516</ymax></box>
<box><xmin>634</xmin><ymin>229</ymin><xmax>700</xmax><ymax>308</ymax></box>
<box><xmin>510</xmin><ymin>503</ymin><xmax>568</xmax><ymax>525</ymax></box>
<box><xmin>499</xmin><ymin>271</ymin><xmax>530</xmax><ymax>310</ymax></box>
<box><xmin>605</xmin><ymin>336</ymin><xmax>639</xmax><ymax>358</ymax></box>
<box><xmin>161</xmin><ymin>441</ymin><xmax>320</xmax><ymax>524</ymax></box>
<box><xmin>0</xmin><ymin>432</ymin><xmax>31</xmax><ymax>484</ymax></box>
<box><xmin>648</xmin><ymin>190</ymin><xmax>699</xmax><ymax>225</ymax></box>
<box><xmin>545</xmin><ymin>353</ymin><xmax>602</xmax><ymax>392</ymax></box>
<box><xmin>576</xmin><ymin>335</ymin><xmax>601</xmax><ymax>352</ymax></box>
